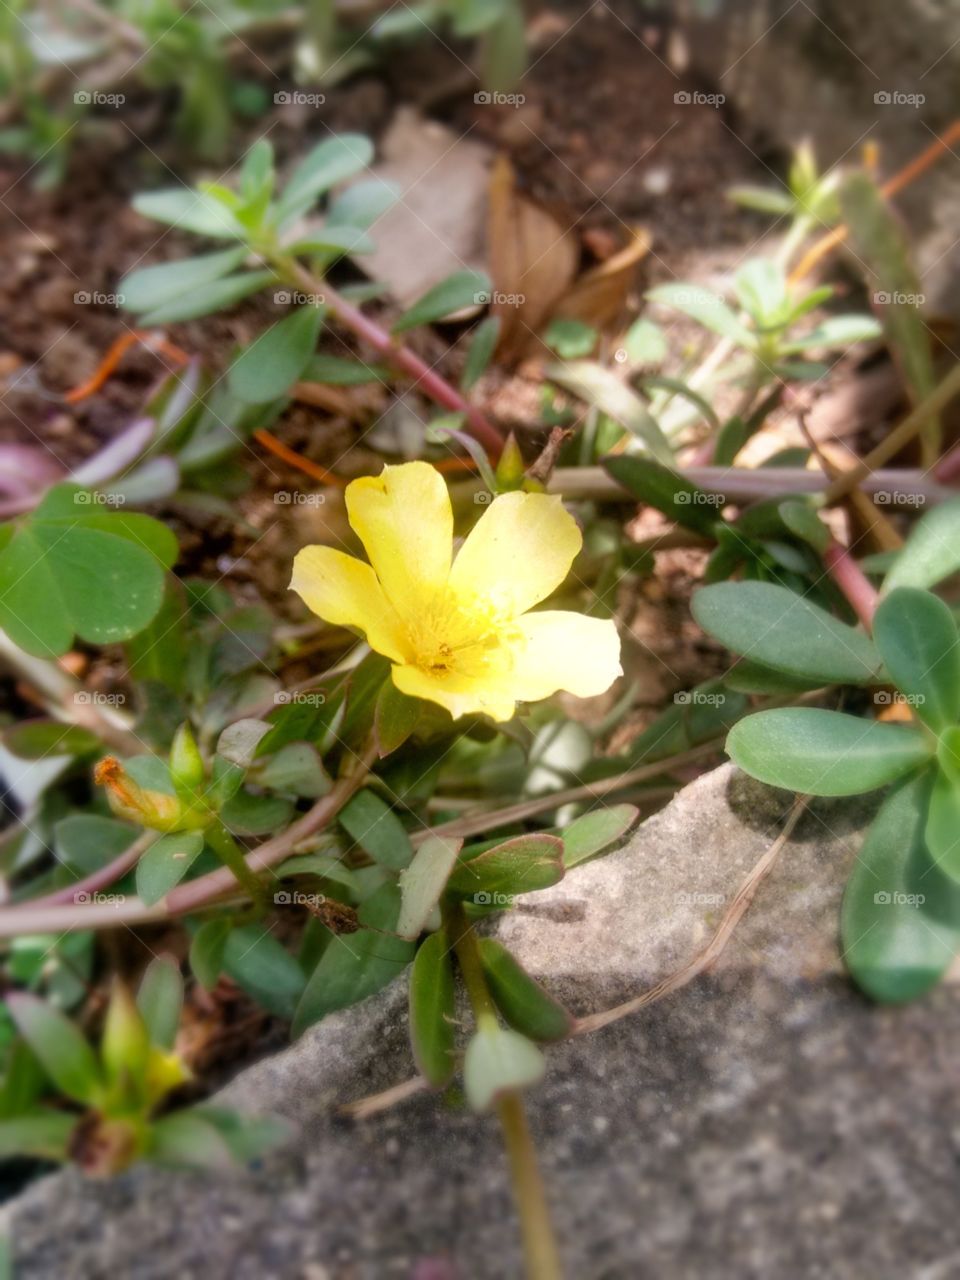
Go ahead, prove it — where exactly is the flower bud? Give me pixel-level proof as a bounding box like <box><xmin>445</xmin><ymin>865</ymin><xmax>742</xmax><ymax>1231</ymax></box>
<box><xmin>94</xmin><ymin>758</ymin><xmax>184</xmax><ymax>832</ymax></box>
<box><xmin>494</xmin><ymin>432</ymin><xmax>525</xmax><ymax>491</ymax></box>
<box><xmin>169</xmin><ymin>722</ymin><xmax>205</xmax><ymax>797</ymax></box>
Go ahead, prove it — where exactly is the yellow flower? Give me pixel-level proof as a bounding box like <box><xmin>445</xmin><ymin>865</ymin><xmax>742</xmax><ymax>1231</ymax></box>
<box><xmin>290</xmin><ymin>461</ymin><xmax>622</xmax><ymax>721</ymax></box>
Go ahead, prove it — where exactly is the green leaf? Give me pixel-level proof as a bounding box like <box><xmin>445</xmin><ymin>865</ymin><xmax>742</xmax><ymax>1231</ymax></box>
<box><xmin>3</xmin><ymin>720</ymin><xmax>100</xmax><ymax>760</ymax></box>
<box><xmin>544</xmin><ymin>317</ymin><xmax>597</xmax><ymax>358</ymax></box>
<box><xmin>223</xmin><ymin>925</ymin><xmax>306</xmax><ymax>1019</ymax></box>
<box><xmin>0</xmin><ymin>487</ymin><xmax>176</xmax><ymax>657</ymax></box>
<box><xmin>603</xmin><ymin>455</ymin><xmax>719</xmax><ymax>535</ymax></box>
<box><xmin>276</xmin><ymin>135</ymin><xmax>375</xmax><ymax>226</ymax></box>
<box><xmin>0</xmin><ymin>1111</ymin><xmax>75</xmax><ymax>1161</ymax></box>
<box><xmin>560</xmin><ymin>804</ymin><xmax>638</xmax><ymax>869</ymax></box>
<box><xmin>132</xmin><ymin>189</ymin><xmax>244</xmax><ymax>239</ymax></box>
<box><xmin>408</xmin><ymin>931</ymin><xmax>456</xmax><ymax>1086</ymax></box>
<box><xmin>288</xmin><ymin>226</ymin><xmax>375</xmax><ymax>257</ymax></box>
<box><xmin>136</xmin><ymin>831</ymin><xmax>205</xmax><ymax>906</ymax></box>
<box><xmin>463</xmin><ymin>1023</ymin><xmax>544</xmax><ymax>1111</ymax></box>
<box><xmin>120</xmin><ymin>248</ymin><xmax>247</xmax><ymax>314</ymax></box>
<box><xmin>139</xmin><ymin>270</ymin><xmax>274</xmax><ymax>326</ymax></box>
<box><xmin>228</xmin><ymin>306</ymin><xmax>325</xmax><ymax>404</ymax></box>
<box><xmin>219</xmin><ymin>788</ymin><xmax>293</xmax><ymax>835</ymax></box>
<box><xmin>396</xmin><ymin>836</ymin><xmax>462</xmax><ymax>939</ymax></box>
<box><xmin>392</xmin><ymin>270</ymin><xmax>491</xmax><ymax>333</ymax></box>
<box><xmin>293</xmin><ymin>929</ymin><xmax>414</xmax><ymax>1036</ymax></box>
<box><xmin>374</xmin><ymin>680</ymin><xmax>420</xmax><ymax>757</ymax></box>
<box><xmin>647</xmin><ymin>281</ymin><xmax>754</xmax><ymax>347</ymax></box>
<box><xmin>883</xmin><ymin>498</ymin><xmax>960</xmax><ymax>593</ymax></box>
<box><xmin>478</xmin><ymin>939</ymin><xmax>572</xmax><ymax>1041</ymax></box>
<box><xmin>189</xmin><ymin>919</ymin><xmax>231</xmax><ymax>991</ymax></box>
<box><xmin>136</xmin><ymin>956</ymin><xmax>183</xmax><ymax>1050</ymax></box>
<box><xmin>781</xmin><ymin>314</ymin><xmax>882</xmax><ymax>353</ymax></box>
<box><xmin>339</xmin><ymin>789</ymin><xmax>413</xmax><ymax>870</ymax></box>
<box><xmin>734</xmin><ymin>258</ymin><xmax>788</xmax><ymax>326</ymax></box>
<box><xmin>873</xmin><ymin>588</ymin><xmax>960</xmax><ymax>732</ymax></box>
<box><xmin>692</xmin><ymin>581</ymin><xmax>883</xmax><ymax>684</ymax></box>
<box><xmin>726</xmin><ymin>708</ymin><xmax>933</xmax><ymax>796</ymax></box>
<box><xmin>547</xmin><ymin>362</ymin><xmax>673</xmax><ymax>465</ymax></box>
<box><xmin>149</xmin><ymin>1111</ymin><xmax>235</xmax><ymax>1169</ymax></box>
<box><xmin>778</xmin><ymin>500</ymin><xmax>830</xmax><ymax>554</ymax></box>
<box><xmin>7</xmin><ymin>994</ymin><xmax>101</xmax><ymax>1105</ymax></box>
<box><xmin>253</xmin><ymin>743</ymin><xmax>331</xmax><ymax>798</ymax></box>
<box><xmin>840</xmin><ymin>172</ymin><xmax>935</xmax><ymax>415</ymax></box>
<box><xmin>447</xmin><ymin>833</ymin><xmax>564</xmax><ymax>901</ymax></box>
<box><xmin>302</xmin><ymin>354</ymin><xmax>389</xmax><ymax>385</ymax></box>
<box><xmin>842</xmin><ymin>772</ymin><xmax>959</xmax><ymax>1002</ymax></box>
<box><xmin>217</xmin><ymin>718</ymin><xmax>272</xmax><ymax>768</ymax></box>
<box><xmin>925</xmin><ymin>765</ymin><xmax>960</xmax><ymax>884</ymax></box>
<box><xmin>461</xmin><ymin>316</ymin><xmax>501</xmax><ymax>390</ymax></box>
<box><xmin>620</xmin><ymin>316</ymin><xmax>667</xmax><ymax>366</ymax></box>
<box><xmin>326</xmin><ymin>176</ymin><xmax>399</xmax><ymax>229</ymax></box>
<box><xmin>54</xmin><ymin>814</ymin><xmax>138</xmax><ymax>874</ymax></box>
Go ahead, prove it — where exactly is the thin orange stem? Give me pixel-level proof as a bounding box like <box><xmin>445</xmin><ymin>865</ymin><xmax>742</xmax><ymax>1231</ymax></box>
<box><xmin>252</xmin><ymin>428</ymin><xmax>348</xmax><ymax>488</ymax></box>
<box><xmin>63</xmin><ymin>331</ymin><xmax>189</xmax><ymax>403</ymax></box>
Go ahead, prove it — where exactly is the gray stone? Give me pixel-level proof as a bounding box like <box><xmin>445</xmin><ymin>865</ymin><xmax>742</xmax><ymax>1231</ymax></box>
<box><xmin>5</xmin><ymin>765</ymin><xmax>960</xmax><ymax>1279</ymax></box>
<box><xmin>685</xmin><ymin>0</ymin><xmax>960</xmax><ymax>316</ymax></box>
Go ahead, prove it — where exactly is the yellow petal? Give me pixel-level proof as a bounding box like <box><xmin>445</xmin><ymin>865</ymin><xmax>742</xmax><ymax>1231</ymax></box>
<box><xmin>449</xmin><ymin>492</ymin><xmax>582</xmax><ymax>619</ymax></box>
<box><xmin>290</xmin><ymin>545</ymin><xmax>410</xmax><ymax>663</ymax></box>
<box><xmin>391</xmin><ymin>662</ymin><xmax>519</xmax><ymax>723</ymax></box>
<box><xmin>503</xmin><ymin>611</ymin><xmax>622</xmax><ymax>702</ymax></box>
<box><xmin>345</xmin><ymin>462</ymin><xmax>453</xmax><ymax>614</ymax></box>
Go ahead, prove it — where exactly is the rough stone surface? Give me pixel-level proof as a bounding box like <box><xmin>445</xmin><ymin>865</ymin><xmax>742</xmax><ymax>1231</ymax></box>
<box><xmin>686</xmin><ymin>0</ymin><xmax>960</xmax><ymax>315</ymax></box>
<box><xmin>5</xmin><ymin>765</ymin><xmax>960</xmax><ymax>1279</ymax></box>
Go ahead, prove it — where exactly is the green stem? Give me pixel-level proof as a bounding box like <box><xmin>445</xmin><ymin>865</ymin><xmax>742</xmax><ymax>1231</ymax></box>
<box><xmin>205</xmin><ymin>822</ymin><xmax>268</xmax><ymax>911</ymax></box>
<box><xmin>447</xmin><ymin>903</ymin><xmax>563</xmax><ymax>1280</ymax></box>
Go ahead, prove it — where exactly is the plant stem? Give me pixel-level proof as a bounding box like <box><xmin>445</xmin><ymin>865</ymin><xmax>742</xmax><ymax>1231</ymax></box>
<box><xmin>205</xmin><ymin>822</ymin><xmax>269</xmax><ymax>910</ymax></box>
<box><xmin>448</xmin><ymin>904</ymin><xmax>563</xmax><ymax>1280</ymax></box>
<box><xmin>822</xmin><ymin>540</ymin><xmax>879</xmax><ymax>629</ymax></box>
<box><xmin>280</xmin><ymin>259</ymin><xmax>504</xmax><ymax>457</ymax></box>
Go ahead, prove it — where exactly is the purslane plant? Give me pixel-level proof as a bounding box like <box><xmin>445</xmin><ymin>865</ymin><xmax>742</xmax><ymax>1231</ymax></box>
<box><xmin>693</xmin><ymin>498</ymin><xmax>960</xmax><ymax>1002</ymax></box>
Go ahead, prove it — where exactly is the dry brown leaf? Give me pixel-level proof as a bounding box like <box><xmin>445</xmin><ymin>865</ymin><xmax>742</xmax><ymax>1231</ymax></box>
<box><xmin>488</xmin><ymin>154</ymin><xmax>578</xmax><ymax>362</ymax></box>
<box><xmin>552</xmin><ymin>226</ymin><xmax>651</xmax><ymax>333</ymax></box>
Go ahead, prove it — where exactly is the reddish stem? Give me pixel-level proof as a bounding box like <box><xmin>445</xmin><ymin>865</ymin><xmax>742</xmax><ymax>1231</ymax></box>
<box><xmin>823</xmin><ymin>540</ymin><xmax>879</xmax><ymax>630</ymax></box>
<box><xmin>290</xmin><ymin>265</ymin><xmax>504</xmax><ymax>458</ymax></box>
